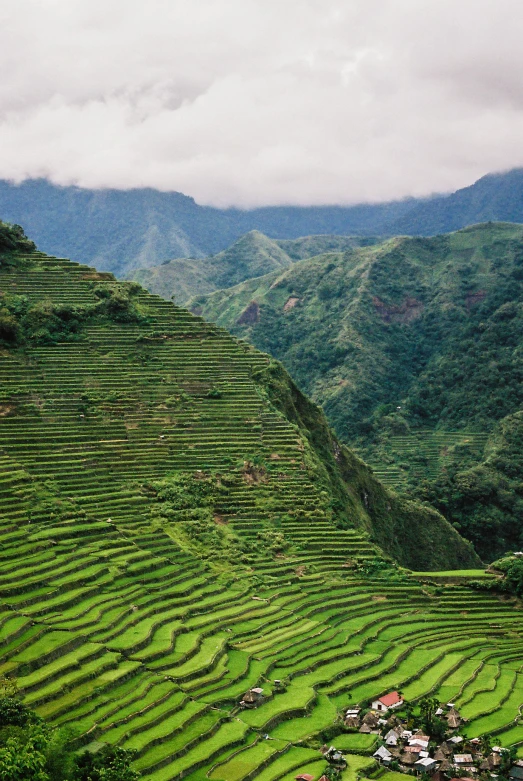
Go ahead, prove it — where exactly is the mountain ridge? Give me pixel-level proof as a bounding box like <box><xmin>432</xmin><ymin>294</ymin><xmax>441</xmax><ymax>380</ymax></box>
<box><xmin>130</xmin><ymin>230</ymin><xmax>374</xmax><ymax>305</ymax></box>
<box><xmin>2</xmin><ymin>168</ymin><xmax>523</xmax><ymax>277</ymax></box>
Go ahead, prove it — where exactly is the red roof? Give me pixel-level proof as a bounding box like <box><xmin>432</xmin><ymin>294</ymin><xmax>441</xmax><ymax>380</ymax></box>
<box><xmin>295</xmin><ymin>776</ymin><xmax>314</xmax><ymax>781</ymax></box>
<box><xmin>379</xmin><ymin>691</ymin><xmax>403</xmax><ymax>707</ymax></box>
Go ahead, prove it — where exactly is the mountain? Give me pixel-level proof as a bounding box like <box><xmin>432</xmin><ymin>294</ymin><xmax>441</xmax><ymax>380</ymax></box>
<box><xmin>192</xmin><ymin>222</ymin><xmax>523</xmax><ymax>561</ymax></box>
<box><xmin>131</xmin><ymin>231</ymin><xmax>372</xmax><ymax>306</ymax></box>
<box><xmin>2</xmin><ymin>168</ymin><xmax>523</xmax><ymax>277</ymax></box>
<box><xmin>391</xmin><ymin>168</ymin><xmax>523</xmax><ymax>236</ymax></box>
<box><xmin>0</xmin><ymin>179</ymin><xmax>412</xmax><ymax>276</ymax></box>
<box><xmin>5</xmin><ymin>225</ymin><xmax>523</xmax><ymax>781</ymax></box>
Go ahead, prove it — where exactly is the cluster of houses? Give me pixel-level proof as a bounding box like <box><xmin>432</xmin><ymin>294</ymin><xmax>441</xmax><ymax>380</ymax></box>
<box><xmin>242</xmin><ymin>686</ymin><xmax>522</xmax><ymax>781</ymax></box>
<box><xmin>344</xmin><ymin>691</ymin><xmax>518</xmax><ymax>780</ymax></box>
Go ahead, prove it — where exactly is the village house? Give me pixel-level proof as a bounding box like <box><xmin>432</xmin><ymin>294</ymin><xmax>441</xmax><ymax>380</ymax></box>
<box><xmin>400</xmin><ymin>752</ymin><xmax>419</xmax><ymax>767</ymax></box>
<box><xmin>446</xmin><ymin>707</ymin><xmax>463</xmax><ymax>729</ymax></box>
<box><xmin>453</xmin><ymin>753</ymin><xmax>474</xmax><ymax>766</ymax></box>
<box><xmin>363</xmin><ymin>711</ymin><xmax>381</xmax><ymax>727</ymax></box>
<box><xmin>360</xmin><ymin>711</ymin><xmax>380</xmax><ymax>733</ymax></box>
<box><xmin>437</xmin><ymin>758</ymin><xmax>452</xmax><ymax>773</ymax></box>
<box><xmin>415</xmin><ymin>757</ymin><xmax>437</xmax><ymax>773</ymax></box>
<box><xmin>240</xmin><ymin>687</ymin><xmax>264</xmax><ymax>708</ymax></box>
<box><xmin>371</xmin><ymin>691</ymin><xmax>404</xmax><ymax>712</ymax></box>
<box><xmin>295</xmin><ymin>775</ymin><xmax>314</xmax><ymax>781</ymax></box>
<box><xmin>480</xmin><ymin>752</ymin><xmax>502</xmax><ymax>772</ymax></box>
<box><xmin>409</xmin><ymin>736</ymin><xmax>430</xmax><ymax>750</ymax></box>
<box><xmin>510</xmin><ymin>764</ymin><xmax>523</xmax><ymax>781</ymax></box>
<box><xmin>386</xmin><ymin>714</ymin><xmax>402</xmax><ymax>729</ymax></box>
<box><xmin>321</xmin><ymin>746</ymin><xmax>346</xmax><ymax>767</ymax></box>
<box><xmin>345</xmin><ymin>707</ymin><xmax>361</xmax><ymax>728</ymax></box>
<box><xmin>385</xmin><ymin>729</ymin><xmax>400</xmax><ymax>746</ymax></box>
<box><xmin>374</xmin><ymin>746</ymin><xmax>393</xmax><ymax>764</ymax></box>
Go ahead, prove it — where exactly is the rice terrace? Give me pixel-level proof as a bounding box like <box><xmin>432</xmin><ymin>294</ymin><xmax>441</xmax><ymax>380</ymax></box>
<box><xmin>0</xmin><ymin>228</ymin><xmax>522</xmax><ymax>781</ymax></box>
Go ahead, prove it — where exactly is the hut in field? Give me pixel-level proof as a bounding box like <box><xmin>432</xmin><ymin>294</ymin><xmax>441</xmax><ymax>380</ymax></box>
<box><xmin>240</xmin><ymin>687</ymin><xmax>264</xmax><ymax>708</ymax></box>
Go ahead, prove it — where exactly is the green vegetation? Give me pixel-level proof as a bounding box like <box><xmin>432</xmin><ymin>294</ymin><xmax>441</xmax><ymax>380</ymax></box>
<box><xmin>0</xmin><ymin>221</ymin><xmax>35</xmax><ymax>258</ymax></box>
<box><xmin>131</xmin><ymin>231</ymin><xmax>371</xmax><ymax>307</ymax></box>
<box><xmin>0</xmin><ymin>235</ymin><xmax>522</xmax><ymax>780</ymax></box>
<box><xmin>474</xmin><ymin>554</ymin><xmax>523</xmax><ymax>597</ymax></box>
<box><xmin>0</xmin><ymin>693</ymin><xmax>138</xmax><ymax>781</ymax></box>
<box><xmin>194</xmin><ymin>222</ymin><xmax>523</xmax><ymax>560</ymax></box>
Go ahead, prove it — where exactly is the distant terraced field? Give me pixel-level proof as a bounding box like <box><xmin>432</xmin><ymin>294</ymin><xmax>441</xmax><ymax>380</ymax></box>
<box><xmin>367</xmin><ymin>430</ymin><xmax>489</xmax><ymax>488</ymax></box>
<box><xmin>0</xmin><ymin>250</ymin><xmax>522</xmax><ymax>781</ymax></box>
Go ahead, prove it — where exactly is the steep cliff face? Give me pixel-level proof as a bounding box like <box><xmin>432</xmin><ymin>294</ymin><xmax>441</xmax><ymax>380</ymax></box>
<box><xmin>254</xmin><ymin>360</ymin><xmax>480</xmax><ymax>571</ymax></box>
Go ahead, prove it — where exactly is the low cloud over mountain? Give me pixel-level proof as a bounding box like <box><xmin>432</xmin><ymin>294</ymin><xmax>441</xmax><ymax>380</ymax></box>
<box><xmin>1</xmin><ymin>0</ymin><xmax>523</xmax><ymax>206</ymax></box>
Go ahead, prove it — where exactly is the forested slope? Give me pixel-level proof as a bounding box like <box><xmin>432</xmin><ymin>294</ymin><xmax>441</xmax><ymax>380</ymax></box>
<box><xmin>192</xmin><ymin>222</ymin><xmax>523</xmax><ymax>560</ymax></box>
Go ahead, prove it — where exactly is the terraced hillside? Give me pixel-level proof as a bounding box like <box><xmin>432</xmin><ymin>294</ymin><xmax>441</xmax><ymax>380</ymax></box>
<box><xmin>368</xmin><ymin>430</ymin><xmax>490</xmax><ymax>488</ymax></box>
<box><xmin>2</xmin><ymin>240</ymin><xmax>522</xmax><ymax>781</ymax></box>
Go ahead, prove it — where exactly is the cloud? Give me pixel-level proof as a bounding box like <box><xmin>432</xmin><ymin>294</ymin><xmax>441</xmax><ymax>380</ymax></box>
<box><xmin>0</xmin><ymin>0</ymin><xmax>522</xmax><ymax>206</ymax></box>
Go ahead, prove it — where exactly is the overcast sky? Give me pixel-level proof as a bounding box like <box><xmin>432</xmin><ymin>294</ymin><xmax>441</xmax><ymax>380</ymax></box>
<box><xmin>1</xmin><ymin>0</ymin><xmax>522</xmax><ymax>207</ymax></box>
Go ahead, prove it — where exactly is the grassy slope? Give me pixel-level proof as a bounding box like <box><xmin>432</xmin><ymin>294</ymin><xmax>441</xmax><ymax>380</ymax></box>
<box><xmin>192</xmin><ymin>222</ymin><xmax>523</xmax><ymax>561</ymax></box>
<box><xmin>130</xmin><ymin>232</ymin><xmax>373</xmax><ymax>307</ymax></box>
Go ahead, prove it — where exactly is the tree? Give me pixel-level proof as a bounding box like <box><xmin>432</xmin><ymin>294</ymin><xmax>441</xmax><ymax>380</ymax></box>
<box><xmin>0</xmin><ymin>697</ymin><xmax>30</xmax><ymax>728</ymax></box>
<box><xmin>480</xmin><ymin>733</ymin><xmax>493</xmax><ymax>756</ymax></box>
<box><xmin>419</xmin><ymin>696</ymin><xmax>440</xmax><ymax>733</ymax></box>
<box><xmin>73</xmin><ymin>746</ymin><xmax>138</xmax><ymax>781</ymax></box>
<box><xmin>0</xmin><ymin>677</ymin><xmax>18</xmax><ymax>699</ymax></box>
<box><xmin>499</xmin><ymin>746</ymin><xmax>517</xmax><ymax>775</ymax></box>
<box><xmin>0</xmin><ymin>726</ymin><xmax>50</xmax><ymax>781</ymax></box>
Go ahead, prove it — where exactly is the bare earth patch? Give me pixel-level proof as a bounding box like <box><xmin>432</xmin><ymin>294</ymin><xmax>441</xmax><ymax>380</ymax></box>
<box><xmin>373</xmin><ymin>296</ymin><xmax>424</xmax><ymax>323</ymax></box>
<box><xmin>283</xmin><ymin>296</ymin><xmax>300</xmax><ymax>311</ymax></box>
<box><xmin>236</xmin><ymin>301</ymin><xmax>260</xmax><ymax>325</ymax></box>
